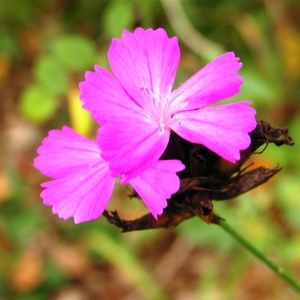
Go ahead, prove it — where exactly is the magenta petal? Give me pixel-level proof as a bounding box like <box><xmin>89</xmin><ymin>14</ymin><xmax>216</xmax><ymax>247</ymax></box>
<box><xmin>34</xmin><ymin>126</ymin><xmax>102</xmax><ymax>178</ymax></box>
<box><xmin>168</xmin><ymin>101</ymin><xmax>257</xmax><ymax>162</ymax></box>
<box><xmin>108</xmin><ymin>28</ymin><xmax>180</xmax><ymax>111</ymax></box>
<box><xmin>170</xmin><ymin>52</ymin><xmax>243</xmax><ymax>113</ymax></box>
<box><xmin>34</xmin><ymin>126</ymin><xmax>115</xmax><ymax>223</ymax></box>
<box><xmin>41</xmin><ymin>163</ymin><xmax>115</xmax><ymax>223</ymax></box>
<box><xmin>129</xmin><ymin>160</ymin><xmax>185</xmax><ymax>218</ymax></box>
<box><xmin>98</xmin><ymin>118</ymin><xmax>170</xmax><ymax>179</ymax></box>
<box><xmin>80</xmin><ymin>66</ymin><xmax>145</xmax><ymax>125</ymax></box>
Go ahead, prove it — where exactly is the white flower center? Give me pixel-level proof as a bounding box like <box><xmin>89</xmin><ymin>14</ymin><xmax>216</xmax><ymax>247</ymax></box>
<box><xmin>141</xmin><ymin>85</ymin><xmax>171</xmax><ymax>133</ymax></box>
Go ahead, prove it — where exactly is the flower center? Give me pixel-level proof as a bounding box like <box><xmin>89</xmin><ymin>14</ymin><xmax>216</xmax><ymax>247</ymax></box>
<box><xmin>141</xmin><ymin>85</ymin><xmax>171</xmax><ymax>133</ymax></box>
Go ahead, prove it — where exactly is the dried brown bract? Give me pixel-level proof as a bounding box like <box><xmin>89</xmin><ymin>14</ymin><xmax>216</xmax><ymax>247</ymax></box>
<box><xmin>104</xmin><ymin>120</ymin><xmax>294</xmax><ymax>232</ymax></box>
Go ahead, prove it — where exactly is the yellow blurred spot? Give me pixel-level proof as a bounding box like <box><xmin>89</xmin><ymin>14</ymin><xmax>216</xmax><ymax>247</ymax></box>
<box><xmin>67</xmin><ymin>87</ymin><xmax>93</xmax><ymax>136</ymax></box>
<box><xmin>277</xmin><ymin>26</ymin><xmax>300</xmax><ymax>80</ymax></box>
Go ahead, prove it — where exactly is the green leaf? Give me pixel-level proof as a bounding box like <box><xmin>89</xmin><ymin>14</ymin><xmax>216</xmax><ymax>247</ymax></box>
<box><xmin>19</xmin><ymin>85</ymin><xmax>58</xmax><ymax>123</ymax></box>
<box><xmin>52</xmin><ymin>35</ymin><xmax>96</xmax><ymax>71</ymax></box>
<box><xmin>103</xmin><ymin>0</ymin><xmax>134</xmax><ymax>38</ymax></box>
<box><xmin>34</xmin><ymin>55</ymin><xmax>68</xmax><ymax>95</ymax></box>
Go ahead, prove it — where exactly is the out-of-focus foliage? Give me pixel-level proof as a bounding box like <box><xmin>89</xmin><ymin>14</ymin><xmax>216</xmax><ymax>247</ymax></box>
<box><xmin>19</xmin><ymin>34</ymin><xmax>97</xmax><ymax>124</ymax></box>
<box><xmin>0</xmin><ymin>0</ymin><xmax>299</xmax><ymax>299</ymax></box>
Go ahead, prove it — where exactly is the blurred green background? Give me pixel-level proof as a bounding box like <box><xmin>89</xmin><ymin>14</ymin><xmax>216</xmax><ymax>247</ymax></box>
<box><xmin>0</xmin><ymin>0</ymin><xmax>300</xmax><ymax>299</ymax></box>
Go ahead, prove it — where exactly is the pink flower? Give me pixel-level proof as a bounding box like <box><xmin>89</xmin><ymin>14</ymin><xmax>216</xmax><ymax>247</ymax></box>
<box><xmin>35</xmin><ymin>27</ymin><xmax>257</xmax><ymax>224</ymax></box>
<box><xmin>34</xmin><ymin>126</ymin><xmax>184</xmax><ymax>223</ymax></box>
<box><xmin>80</xmin><ymin>28</ymin><xmax>256</xmax><ymax>181</ymax></box>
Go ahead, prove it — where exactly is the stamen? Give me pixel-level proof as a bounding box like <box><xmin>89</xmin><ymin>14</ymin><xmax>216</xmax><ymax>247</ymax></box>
<box><xmin>140</xmin><ymin>85</ymin><xmax>171</xmax><ymax>132</ymax></box>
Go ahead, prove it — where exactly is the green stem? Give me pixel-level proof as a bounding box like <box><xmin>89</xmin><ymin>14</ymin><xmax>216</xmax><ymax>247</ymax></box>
<box><xmin>219</xmin><ymin>219</ymin><xmax>300</xmax><ymax>294</ymax></box>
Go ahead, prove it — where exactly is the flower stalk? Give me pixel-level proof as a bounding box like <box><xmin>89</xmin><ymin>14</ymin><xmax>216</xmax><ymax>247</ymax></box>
<box><xmin>220</xmin><ymin>219</ymin><xmax>300</xmax><ymax>294</ymax></box>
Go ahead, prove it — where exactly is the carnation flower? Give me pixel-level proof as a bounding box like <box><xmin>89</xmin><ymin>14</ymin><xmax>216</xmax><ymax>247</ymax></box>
<box><xmin>80</xmin><ymin>28</ymin><xmax>256</xmax><ymax>181</ymax></box>
<box><xmin>34</xmin><ymin>126</ymin><xmax>184</xmax><ymax>223</ymax></box>
<box><xmin>35</xmin><ymin>27</ymin><xmax>257</xmax><ymax>224</ymax></box>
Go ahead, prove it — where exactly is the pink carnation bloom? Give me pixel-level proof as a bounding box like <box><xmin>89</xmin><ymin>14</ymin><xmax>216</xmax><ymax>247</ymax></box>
<box><xmin>80</xmin><ymin>28</ymin><xmax>257</xmax><ymax>181</ymax></box>
<box><xmin>34</xmin><ymin>126</ymin><xmax>184</xmax><ymax>223</ymax></box>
